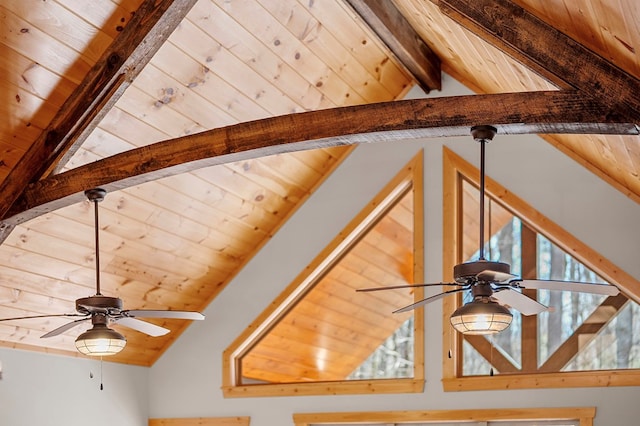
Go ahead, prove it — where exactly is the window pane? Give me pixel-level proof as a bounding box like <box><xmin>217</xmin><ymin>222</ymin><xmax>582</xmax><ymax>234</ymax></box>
<box><xmin>460</xmin><ymin>177</ymin><xmax>635</xmax><ymax>376</ymax></box>
<box><xmin>537</xmin><ymin>234</ymin><xmax>609</xmax><ymax>367</ymax></box>
<box><xmin>239</xmin><ymin>191</ymin><xmax>416</xmax><ymax>383</ymax></box>
<box><xmin>349</xmin><ymin>317</ymin><xmax>414</xmax><ymax>379</ymax></box>
<box><xmin>564</xmin><ymin>302</ymin><xmax>640</xmax><ymax>371</ymax></box>
<box><xmin>486</xmin><ymin>217</ymin><xmax>521</xmax><ymax>365</ymax></box>
<box><xmin>462</xmin><ymin>338</ymin><xmax>492</xmax><ymax>376</ymax></box>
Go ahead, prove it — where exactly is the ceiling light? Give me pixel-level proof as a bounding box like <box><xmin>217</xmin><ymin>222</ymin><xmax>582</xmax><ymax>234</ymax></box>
<box><xmin>75</xmin><ymin>314</ymin><xmax>126</xmax><ymax>356</ymax></box>
<box><xmin>450</xmin><ymin>297</ymin><xmax>513</xmax><ymax>335</ymax></box>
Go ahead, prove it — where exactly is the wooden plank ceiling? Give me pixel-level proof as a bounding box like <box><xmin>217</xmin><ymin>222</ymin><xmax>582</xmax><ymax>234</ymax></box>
<box><xmin>0</xmin><ymin>0</ymin><xmax>638</xmax><ymax>372</ymax></box>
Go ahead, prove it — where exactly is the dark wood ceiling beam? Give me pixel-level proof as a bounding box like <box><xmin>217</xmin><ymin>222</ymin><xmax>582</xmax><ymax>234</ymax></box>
<box><xmin>0</xmin><ymin>90</ymin><xmax>636</xmax><ymax>238</ymax></box>
<box><xmin>432</xmin><ymin>0</ymin><xmax>640</xmax><ymax>119</ymax></box>
<box><xmin>344</xmin><ymin>0</ymin><xmax>441</xmax><ymax>92</ymax></box>
<box><xmin>41</xmin><ymin>0</ymin><xmax>200</xmax><ymax>176</ymax></box>
<box><xmin>0</xmin><ymin>0</ymin><xmax>198</xmax><ymax>220</ymax></box>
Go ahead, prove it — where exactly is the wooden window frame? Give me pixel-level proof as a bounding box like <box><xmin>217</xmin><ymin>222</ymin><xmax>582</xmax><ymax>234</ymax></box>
<box><xmin>148</xmin><ymin>417</ymin><xmax>250</xmax><ymax>426</ymax></box>
<box><xmin>442</xmin><ymin>147</ymin><xmax>640</xmax><ymax>391</ymax></box>
<box><xmin>222</xmin><ymin>152</ymin><xmax>424</xmax><ymax>397</ymax></box>
<box><xmin>293</xmin><ymin>407</ymin><xmax>595</xmax><ymax>426</ymax></box>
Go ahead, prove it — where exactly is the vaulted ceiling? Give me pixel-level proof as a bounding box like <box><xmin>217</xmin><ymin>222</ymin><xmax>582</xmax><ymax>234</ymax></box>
<box><xmin>0</xmin><ymin>0</ymin><xmax>638</xmax><ymax>367</ymax></box>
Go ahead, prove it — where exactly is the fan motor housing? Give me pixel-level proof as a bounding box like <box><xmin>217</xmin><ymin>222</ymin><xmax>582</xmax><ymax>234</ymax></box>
<box><xmin>454</xmin><ymin>260</ymin><xmax>511</xmax><ymax>283</ymax></box>
<box><xmin>76</xmin><ymin>295</ymin><xmax>123</xmax><ymax>314</ymax></box>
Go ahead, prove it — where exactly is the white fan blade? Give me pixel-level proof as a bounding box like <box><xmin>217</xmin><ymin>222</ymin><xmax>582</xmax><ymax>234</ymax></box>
<box><xmin>116</xmin><ymin>317</ymin><xmax>170</xmax><ymax>337</ymax></box>
<box><xmin>358</xmin><ymin>282</ymin><xmax>459</xmax><ymax>292</ymax></box>
<box><xmin>41</xmin><ymin>317</ymin><xmax>90</xmax><ymax>338</ymax></box>
<box><xmin>493</xmin><ymin>289</ymin><xmax>549</xmax><ymax>316</ymax></box>
<box><xmin>393</xmin><ymin>289</ymin><xmax>465</xmax><ymax>314</ymax></box>
<box><xmin>516</xmin><ymin>279</ymin><xmax>619</xmax><ymax>296</ymax></box>
<box><xmin>477</xmin><ymin>270</ymin><xmax>517</xmax><ymax>283</ymax></box>
<box><xmin>0</xmin><ymin>313</ymin><xmax>85</xmax><ymax>322</ymax></box>
<box><xmin>123</xmin><ymin>310</ymin><xmax>205</xmax><ymax>320</ymax></box>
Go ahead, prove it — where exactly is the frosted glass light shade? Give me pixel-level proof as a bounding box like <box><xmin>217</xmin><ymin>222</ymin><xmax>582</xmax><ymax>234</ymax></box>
<box><xmin>75</xmin><ymin>324</ymin><xmax>126</xmax><ymax>356</ymax></box>
<box><xmin>450</xmin><ymin>299</ymin><xmax>513</xmax><ymax>335</ymax></box>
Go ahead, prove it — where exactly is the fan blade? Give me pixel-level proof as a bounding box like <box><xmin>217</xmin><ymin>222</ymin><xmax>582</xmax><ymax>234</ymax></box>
<box><xmin>358</xmin><ymin>282</ymin><xmax>459</xmax><ymax>292</ymax></box>
<box><xmin>0</xmin><ymin>313</ymin><xmax>86</xmax><ymax>322</ymax></box>
<box><xmin>477</xmin><ymin>270</ymin><xmax>517</xmax><ymax>283</ymax></box>
<box><xmin>393</xmin><ymin>288</ymin><xmax>466</xmax><ymax>314</ymax></box>
<box><xmin>493</xmin><ymin>289</ymin><xmax>548</xmax><ymax>316</ymax></box>
<box><xmin>115</xmin><ymin>317</ymin><xmax>170</xmax><ymax>337</ymax></box>
<box><xmin>123</xmin><ymin>310</ymin><xmax>204</xmax><ymax>320</ymax></box>
<box><xmin>41</xmin><ymin>317</ymin><xmax>90</xmax><ymax>338</ymax></box>
<box><xmin>515</xmin><ymin>279</ymin><xmax>619</xmax><ymax>296</ymax></box>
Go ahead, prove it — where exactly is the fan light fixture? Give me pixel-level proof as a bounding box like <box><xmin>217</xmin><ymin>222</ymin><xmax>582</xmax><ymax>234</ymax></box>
<box><xmin>74</xmin><ymin>189</ymin><xmax>127</xmax><ymax>356</ymax></box>
<box><xmin>448</xmin><ymin>126</ymin><xmax>511</xmax><ymax>335</ymax></box>
<box><xmin>75</xmin><ymin>317</ymin><xmax>126</xmax><ymax>356</ymax></box>
<box><xmin>357</xmin><ymin>125</ymin><xmax>620</xmax><ymax>338</ymax></box>
<box><xmin>450</xmin><ymin>297</ymin><xmax>513</xmax><ymax>335</ymax></box>
<box><xmin>0</xmin><ymin>189</ymin><xmax>205</xmax><ymax>354</ymax></box>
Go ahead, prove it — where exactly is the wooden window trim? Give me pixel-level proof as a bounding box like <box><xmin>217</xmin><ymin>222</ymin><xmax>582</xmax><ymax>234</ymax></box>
<box><xmin>222</xmin><ymin>152</ymin><xmax>425</xmax><ymax>397</ymax></box>
<box><xmin>293</xmin><ymin>407</ymin><xmax>596</xmax><ymax>425</ymax></box>
<box><xmin>148</xmin><ymin>417</ymin><xmax>250</xmax><ymax>426</ymax></box>
<box><xmin>442</xmin><ymin>147</ymin><xmax>640</xmax><ymax>391</ymax></box>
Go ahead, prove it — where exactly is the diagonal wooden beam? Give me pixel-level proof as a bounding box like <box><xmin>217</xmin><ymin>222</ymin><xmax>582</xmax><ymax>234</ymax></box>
<box><xmin>0</xmin><ymin>90</ymin><xmax>636</xmax><ymax>235</ymax></box>
<box><xmin>432</xmin><ymin>0</ymin><xmax>640</xmax><ymax>120</ymax></box>
<box><xmin>538</xmin><ymin>294</ymin><xmax>628</xmax><ymax>372</ymax></box>
<box><xmin>344</xmin><ymin>0</ymin><xmax>441</xmax><ymax>92</ymax></box>
<box><xmin>464</xmin><ymin>334</ymin><xmax>519</xmax><ymax>374</ymax></box>
<box><xmin>0</xmin><ymin>0</ymin><xmax>198</xmax><ymax>220</ymax></box>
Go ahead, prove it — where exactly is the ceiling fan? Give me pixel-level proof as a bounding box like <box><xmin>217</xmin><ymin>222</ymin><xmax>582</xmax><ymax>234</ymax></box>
<box><xmin>0</xmin><ymin>188</ymin><xmax>204</xmax><ymax>356</ymax></box>
<box><xmin>358</xmin><ymin>125</ymin><xmax>620</xmax><ymax>335</ymax></box>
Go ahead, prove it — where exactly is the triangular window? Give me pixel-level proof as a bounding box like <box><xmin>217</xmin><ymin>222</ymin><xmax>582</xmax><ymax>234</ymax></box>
<box><xmin>442</xmin><ymin>148</ymin><xmax>640</xmax><ymax>389</ymax></box>
<box><xmin>223</xmin><ymin>153</ymin><xmax>424</xmax><ymax>396</ymax></box>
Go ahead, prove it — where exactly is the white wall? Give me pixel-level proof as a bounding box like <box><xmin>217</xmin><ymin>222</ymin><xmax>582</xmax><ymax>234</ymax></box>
<box><xmin>0</xmin><ymin>346</ymin><xmax>148</xmax><ymax>426</ymax></box>
<box><xmin>148</xmin><ymin>75</ymin><xmax>640</xmax><ymax>425</ymax></box>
